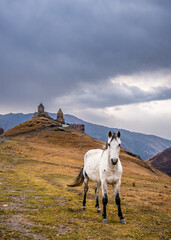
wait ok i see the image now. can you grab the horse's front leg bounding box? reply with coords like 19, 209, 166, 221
95, 182, 101, 213
102, 181, 108, 224
113, 181, 126, 224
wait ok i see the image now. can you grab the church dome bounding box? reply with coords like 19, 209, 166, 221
38, 103, 44, 108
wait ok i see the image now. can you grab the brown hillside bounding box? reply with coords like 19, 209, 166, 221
3, 117, 60, 136
146, 147, 171, 176
0, 118, 170, 239
3, 117, 169, 179
3, 117, 160, 175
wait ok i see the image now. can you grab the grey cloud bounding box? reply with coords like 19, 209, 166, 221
0, 0, 171, 109
54, 82, 171, 109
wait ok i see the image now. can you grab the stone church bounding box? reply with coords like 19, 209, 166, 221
56, 108, 65, 124
33, 103, 84, 132
33, 103, 52, 119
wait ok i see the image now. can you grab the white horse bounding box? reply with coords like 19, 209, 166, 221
68, 130, 126, 224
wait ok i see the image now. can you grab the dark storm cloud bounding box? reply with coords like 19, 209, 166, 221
55, 82, 171, 109
0, 0, 171, 109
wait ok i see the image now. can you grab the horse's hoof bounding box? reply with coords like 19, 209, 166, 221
97, 208, 101, 213
102, 219, 108, 224
81, 206, 86, 211
120, 219, 127, 224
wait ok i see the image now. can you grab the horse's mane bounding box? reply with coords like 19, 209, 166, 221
102, 133, 117, 151
102, 142, 108, 150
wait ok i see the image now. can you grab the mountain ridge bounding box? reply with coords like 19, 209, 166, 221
0, 116, 162, 177
0, 112, 171, 160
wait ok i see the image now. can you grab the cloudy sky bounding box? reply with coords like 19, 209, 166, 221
0, 0, 171, 139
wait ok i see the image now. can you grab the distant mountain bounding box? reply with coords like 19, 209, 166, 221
0, 113, 33, 131
146, 147, 171, 176
63, 114, 171, 160
0, 113, 171, 160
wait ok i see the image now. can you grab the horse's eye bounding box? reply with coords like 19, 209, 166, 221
119, 144, 121, 147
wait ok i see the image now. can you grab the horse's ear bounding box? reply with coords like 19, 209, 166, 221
108, 131, 112, 138
117, 131, 121, 138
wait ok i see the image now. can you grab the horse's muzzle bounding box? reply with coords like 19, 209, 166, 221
111, 158, 118, 165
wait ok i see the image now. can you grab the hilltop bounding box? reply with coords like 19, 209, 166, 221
1, 117, 168, 174
1, 117, 158, 171
0, 113, 171, 160
0, 118, 170, 239
3, 117, 60, 137
147, 147, 171, 177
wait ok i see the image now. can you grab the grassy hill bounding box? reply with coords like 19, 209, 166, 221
0, 118, 170, 239
1, 113, 171, 160
3, 117, 60, 137
146, 147, 171, 177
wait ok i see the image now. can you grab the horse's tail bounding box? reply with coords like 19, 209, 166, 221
67, 167, 84, 187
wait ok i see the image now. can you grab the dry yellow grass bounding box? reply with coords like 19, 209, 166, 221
3, 117, 59, 136
0, 118, 171, 239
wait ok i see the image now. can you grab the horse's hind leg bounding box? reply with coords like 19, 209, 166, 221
95, 183, 101, 213
82, 177, 89, 211
113, 181, 126, 224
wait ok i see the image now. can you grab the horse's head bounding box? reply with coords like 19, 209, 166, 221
107, 130, 121, 165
